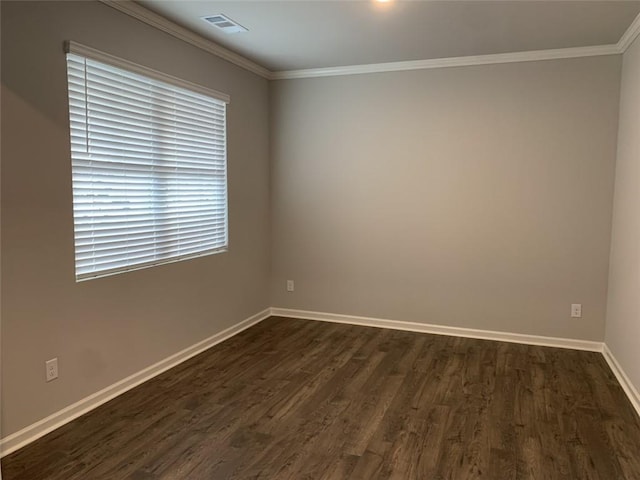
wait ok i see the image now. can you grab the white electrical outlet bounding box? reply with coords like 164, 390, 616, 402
46, 358, 58, 382
571, 304, 582, 318
287, 280, 294, 292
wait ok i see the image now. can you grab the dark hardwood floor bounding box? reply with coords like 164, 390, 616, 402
3, 316, 640, 479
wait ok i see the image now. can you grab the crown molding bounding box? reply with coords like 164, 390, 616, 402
99, 0, 272, 79
100, 0, 634, 81
271, 44, 620, 80
618, 12, 640, 53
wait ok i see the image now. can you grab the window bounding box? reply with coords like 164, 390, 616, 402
65, 42, 229, 281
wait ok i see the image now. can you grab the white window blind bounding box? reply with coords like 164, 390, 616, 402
65, 43, 229, 281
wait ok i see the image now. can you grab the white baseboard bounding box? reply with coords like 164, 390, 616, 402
270, 307, 604, 352
0, 308, 271, 458
270, 308, 640, 416
602, 344, 640, 418
5, 307, 627, 459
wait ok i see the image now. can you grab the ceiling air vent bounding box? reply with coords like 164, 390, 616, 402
201, 14, 248, 34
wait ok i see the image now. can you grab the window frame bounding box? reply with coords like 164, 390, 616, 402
65, 41, 230, 281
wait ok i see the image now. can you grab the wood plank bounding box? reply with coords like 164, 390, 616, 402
3, 316, 640, 480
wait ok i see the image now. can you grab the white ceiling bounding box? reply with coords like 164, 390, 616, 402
137, 1, 640, 72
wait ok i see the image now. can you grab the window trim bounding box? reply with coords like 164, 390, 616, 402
65, 41, 230, 104
65, 41, 230, 281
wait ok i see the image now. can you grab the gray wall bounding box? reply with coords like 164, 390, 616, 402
606, 36, 640, 396
0, 0, 631, 444
1, 1, 271, 436
270, 57, 621, 341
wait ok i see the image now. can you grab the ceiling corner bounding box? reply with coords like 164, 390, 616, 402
99, 0, 273, 79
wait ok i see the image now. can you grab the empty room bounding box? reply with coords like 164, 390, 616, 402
2, 0, 640, 478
